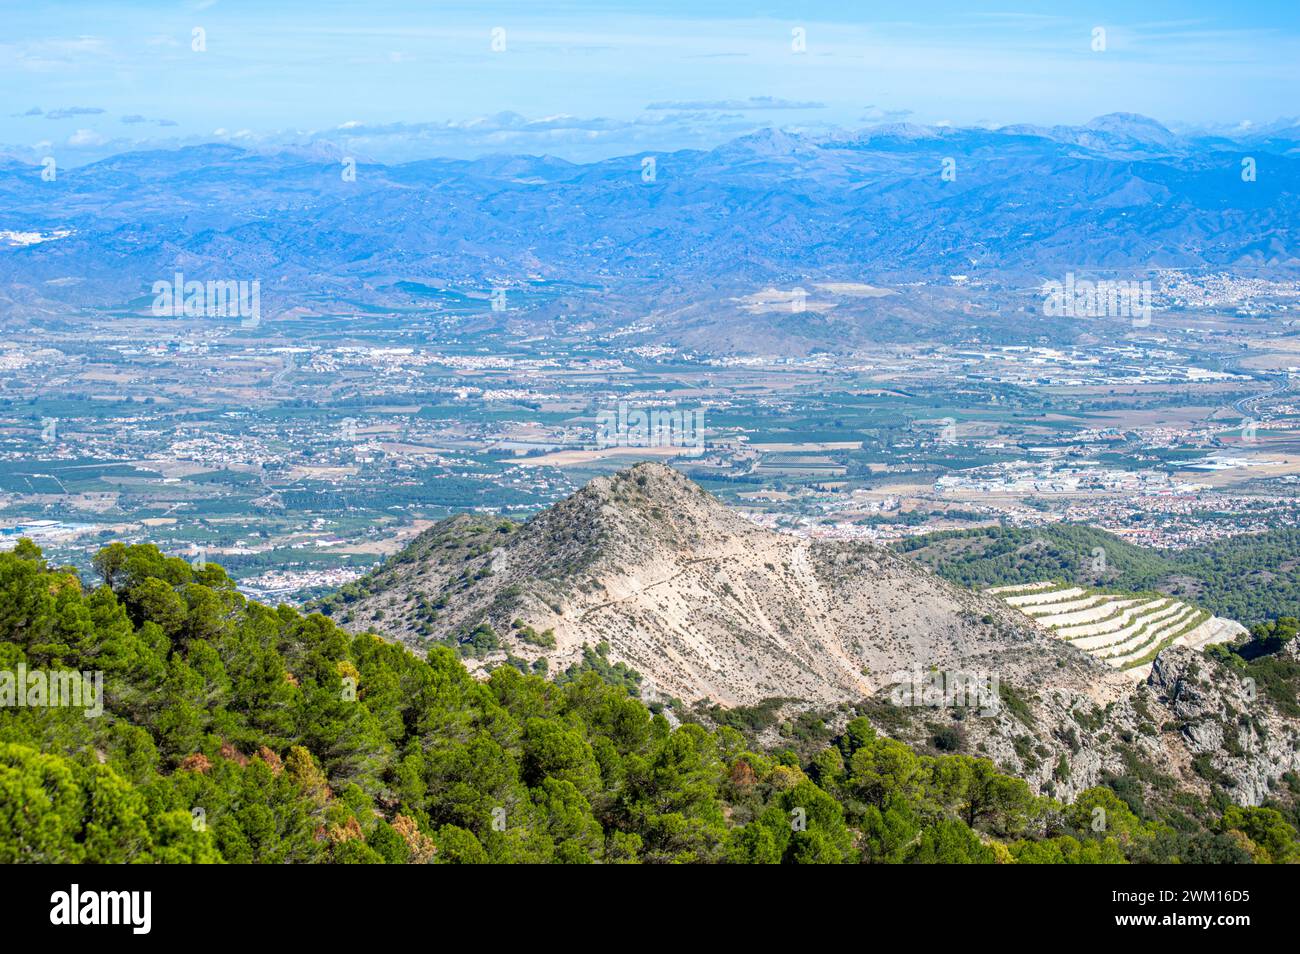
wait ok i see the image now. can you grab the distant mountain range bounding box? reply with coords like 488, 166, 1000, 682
1, 113, 1297, 315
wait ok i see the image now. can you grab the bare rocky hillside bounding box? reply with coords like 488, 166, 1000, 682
319, 463, 1300, 805
328, 462, 1119, 707
865, 642, 1300, 804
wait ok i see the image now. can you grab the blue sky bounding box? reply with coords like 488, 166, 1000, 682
3, 0, 1299, 163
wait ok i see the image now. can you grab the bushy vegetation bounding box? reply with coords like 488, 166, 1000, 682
1206, 617, 1300, 718
2, 540, 1295, 864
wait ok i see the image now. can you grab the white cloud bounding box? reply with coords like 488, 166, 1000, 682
67, 129, 107, 147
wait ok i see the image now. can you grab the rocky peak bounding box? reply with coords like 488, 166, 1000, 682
326, 465, 1300, 807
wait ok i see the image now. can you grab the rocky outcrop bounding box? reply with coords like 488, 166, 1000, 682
1147, 648, 1300, 805
877, 645, 1300, 806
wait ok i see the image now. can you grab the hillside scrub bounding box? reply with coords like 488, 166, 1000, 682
0, 541, 1293, 864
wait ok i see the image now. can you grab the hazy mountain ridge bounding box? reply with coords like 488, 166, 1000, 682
3, 114, 1297, 314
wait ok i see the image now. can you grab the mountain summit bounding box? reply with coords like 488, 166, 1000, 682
330, 462, 1103, 706
1078, 112, 1182, 151
320, 463, 1300, 803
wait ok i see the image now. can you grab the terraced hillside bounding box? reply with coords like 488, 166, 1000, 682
897, 524, 1300, 626
988, 582, 1247, 678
